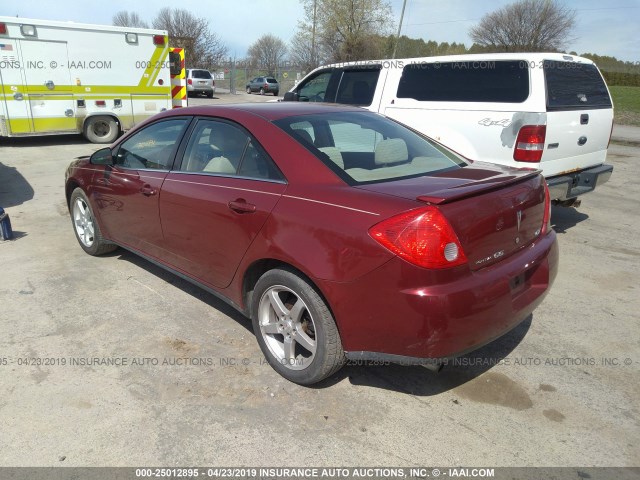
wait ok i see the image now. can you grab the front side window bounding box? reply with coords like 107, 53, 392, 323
297, 71, 333, 102
275, 111, 466, 184
398, 60, 530, 103
179, 119, 283, 181
114, 119, 188, 170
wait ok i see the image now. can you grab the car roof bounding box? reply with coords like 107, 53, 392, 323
158, 103, 365, 121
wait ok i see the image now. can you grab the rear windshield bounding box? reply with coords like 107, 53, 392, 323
273, 111, 466, 185
266, 78, 278, 83
397, 60, 529, 103
544, 61, 612, 110
192, 70, 212, 79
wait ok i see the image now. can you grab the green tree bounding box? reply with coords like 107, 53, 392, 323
295, 0, 394, 64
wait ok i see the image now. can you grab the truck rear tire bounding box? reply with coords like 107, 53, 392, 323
84, 116, 118, 144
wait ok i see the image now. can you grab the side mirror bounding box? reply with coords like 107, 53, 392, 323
283, 91, 299, 102
90, 147, 114, 165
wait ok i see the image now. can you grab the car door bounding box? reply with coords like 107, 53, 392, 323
92, 117, 190, 257
159, 118, 287, 289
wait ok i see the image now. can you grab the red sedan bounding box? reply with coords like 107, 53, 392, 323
65, 103, 558, 384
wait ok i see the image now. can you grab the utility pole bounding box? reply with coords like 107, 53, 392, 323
392, 0, 407, 59
311, 0, 317, 67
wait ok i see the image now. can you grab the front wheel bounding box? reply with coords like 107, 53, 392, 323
84, 116, 118, 144
70, 188, 117, 256
259, 88, 265, 95
251, 268, 345, 385
246, 86, 251, 94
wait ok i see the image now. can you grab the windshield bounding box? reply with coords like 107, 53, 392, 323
274, 111, 467, 184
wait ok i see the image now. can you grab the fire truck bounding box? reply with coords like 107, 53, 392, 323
0, 16, 185, 143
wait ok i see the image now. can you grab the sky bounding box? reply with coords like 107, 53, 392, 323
1, 0, 639, 62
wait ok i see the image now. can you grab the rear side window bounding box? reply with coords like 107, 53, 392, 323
544, 61, 612, 110
192, 70, 212, 79
335, 68, 380, 106
397, 60, 529, 103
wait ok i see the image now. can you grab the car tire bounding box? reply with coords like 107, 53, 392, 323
207, 91, 214, 98
259, 88, 265, 95
84, 116, 119, 144
251, 268, 345, 385
246, 86, 251, 94
273, 91, 279, 97
70, 188, 117, 256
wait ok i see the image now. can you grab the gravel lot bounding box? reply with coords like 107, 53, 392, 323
1, 95, 638, 467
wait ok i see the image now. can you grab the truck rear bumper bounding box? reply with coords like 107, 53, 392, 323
546, 164, 613, 201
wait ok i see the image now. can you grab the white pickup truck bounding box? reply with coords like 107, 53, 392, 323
284, 53, 614, 207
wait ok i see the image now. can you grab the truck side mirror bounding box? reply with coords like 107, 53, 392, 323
283, 91, 299, 102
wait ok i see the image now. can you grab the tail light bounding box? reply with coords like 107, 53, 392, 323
541, 180, 552, 235
0, 23, 7, 35
369, 206, 467, 269
514, 125, 546, 162
187, 78, 192, 85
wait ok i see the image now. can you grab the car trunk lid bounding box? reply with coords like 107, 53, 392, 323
357, 164, 546, 270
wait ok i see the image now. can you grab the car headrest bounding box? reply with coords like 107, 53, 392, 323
375, 138, 409, 165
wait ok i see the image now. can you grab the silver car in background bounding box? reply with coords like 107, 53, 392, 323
187, 69, 215, 98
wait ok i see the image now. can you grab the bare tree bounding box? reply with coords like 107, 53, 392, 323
247, 34, 288, 77
152, 8, 228, 70
112, 11, 149, 29
470, 0, 576, 52
289, 30, 317, 73
296, 0, 394, 64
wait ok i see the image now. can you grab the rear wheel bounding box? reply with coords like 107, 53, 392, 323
70, 188, 116, 256
84, 116, 118, 144
251, 268, 345, 385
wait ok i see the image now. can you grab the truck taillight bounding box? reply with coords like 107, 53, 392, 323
187, 78, 192, 85
0, 23, 7, 35
514, 125, 546, 162
153, 35, 165, 46
369, 206, 467, 269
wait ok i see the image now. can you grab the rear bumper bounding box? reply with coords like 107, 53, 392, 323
318, 230, 558, 362
187, 86, 214, 94
546, 164, 613, 201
